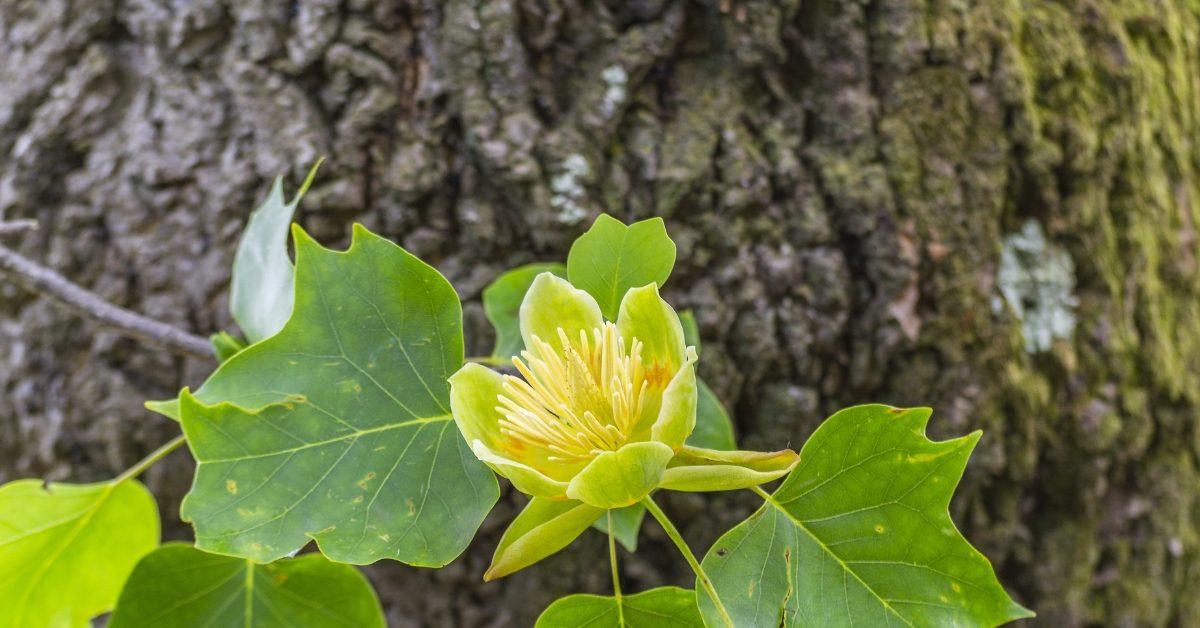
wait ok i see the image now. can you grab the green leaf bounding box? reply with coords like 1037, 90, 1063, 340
536, 587, 703, 628
679, 310, 700, 351
109, 543, 385, 628
591, 503, 647, 552
486, 497, 603, 581
699, 405, 1034, 627
482, 262, 567, 359
230, 161, 322, 343
179, 224, 498, 565
567, 214, 676, 320
687, 380, 736, 451
675, 310, 738, 451
0, 479, 159, 628
211, 331, 248, 363
146, 397, 181, 421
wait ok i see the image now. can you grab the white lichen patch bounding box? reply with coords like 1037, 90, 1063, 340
998, 219, 1078, 353
600, 65, 627, 117
550, 153, 590, 223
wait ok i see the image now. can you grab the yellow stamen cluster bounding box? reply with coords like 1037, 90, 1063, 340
497, 323, 648, 462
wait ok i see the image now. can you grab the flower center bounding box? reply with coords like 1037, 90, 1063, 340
496, 323, 648, 462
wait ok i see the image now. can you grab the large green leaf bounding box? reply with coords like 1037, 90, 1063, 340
179, 224, 498, 565
0, 479, 159, 628
699, 405, 1033, 627
230, 162, 321, 343
567, 214, 676, 320
536, 587, 702, 628
109, 543, 385, 628
482, 262, 566, 359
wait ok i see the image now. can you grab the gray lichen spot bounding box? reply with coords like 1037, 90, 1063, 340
550, 153, 591, 223
600, 65, 628, 117
998, 220, 1078, 353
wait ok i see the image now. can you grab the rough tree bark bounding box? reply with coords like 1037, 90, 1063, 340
2, 1, 1198, 626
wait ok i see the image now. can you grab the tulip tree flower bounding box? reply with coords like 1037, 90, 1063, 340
449, 273, 798, 579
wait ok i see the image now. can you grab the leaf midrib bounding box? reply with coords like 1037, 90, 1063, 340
757, 490, 912, 628
201, 413, 452, 463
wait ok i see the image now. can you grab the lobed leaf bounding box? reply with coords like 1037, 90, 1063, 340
567, 214, 676, 320
109, 543, 385, 628
179, 224, 498, 565
0, 479, 159, 628
699, 405, 1033, 627
536, 587, 702, 628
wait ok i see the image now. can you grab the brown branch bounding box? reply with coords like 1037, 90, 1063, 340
0, 243, 214, 360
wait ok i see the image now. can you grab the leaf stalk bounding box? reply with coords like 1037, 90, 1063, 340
640, 495, 733, 628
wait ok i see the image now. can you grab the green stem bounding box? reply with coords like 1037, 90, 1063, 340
641, 495, 734, 628
608, 510, 625, 626
750, 485, 772, 501
115, 434, 186, 483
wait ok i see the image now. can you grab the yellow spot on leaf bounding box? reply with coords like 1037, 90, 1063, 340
226, 480, 238, 494
874, 524, 885, 534
952, 582, 961, 593
357, 471, 377, 490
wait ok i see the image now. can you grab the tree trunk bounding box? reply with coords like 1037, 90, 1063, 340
2, 1, 1198, 626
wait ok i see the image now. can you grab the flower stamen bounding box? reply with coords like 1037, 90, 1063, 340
496, 323, 648, 462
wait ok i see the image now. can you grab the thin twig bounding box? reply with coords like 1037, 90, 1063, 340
0, 219, 38, 235
0, 243, 213, 360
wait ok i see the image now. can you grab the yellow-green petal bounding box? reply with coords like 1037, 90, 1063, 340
659, 446, 799, 492
648, 355, 698, 450
485, 498, 604, 581
520, 273, 605, 354
615, 284, 687, 379
566, 442, 674, 509
449, 363, 507, 450
471, 441, 570, 500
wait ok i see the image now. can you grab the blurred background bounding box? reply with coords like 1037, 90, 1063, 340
2, 1, 1199, 626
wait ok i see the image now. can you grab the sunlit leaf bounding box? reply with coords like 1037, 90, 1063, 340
109, 544, 385, 628
699, 405, 1033, 627
230, 161, 322, 343
482, 262, 566, 359
536, 587, 702, 628
0, 479, 159, 628
179, 224, 498, 565
567, 214, 676, 320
